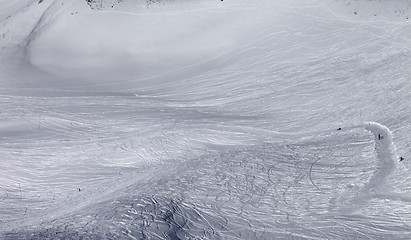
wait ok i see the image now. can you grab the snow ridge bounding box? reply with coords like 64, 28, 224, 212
364, 121, 397, 194
343, 122, 399, 211
363, 122, 411, 204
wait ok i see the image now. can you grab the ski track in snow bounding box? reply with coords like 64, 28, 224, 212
2, 122, 410, 239
1, 0, 411, 239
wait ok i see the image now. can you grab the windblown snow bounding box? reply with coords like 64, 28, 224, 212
1, 0, 411, 239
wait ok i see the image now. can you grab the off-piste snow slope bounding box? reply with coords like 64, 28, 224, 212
1, 0, 411, 239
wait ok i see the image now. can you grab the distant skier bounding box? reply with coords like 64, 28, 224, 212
337, 127, 341, 131
378, 134, 381, 140
400, 157, 404, 162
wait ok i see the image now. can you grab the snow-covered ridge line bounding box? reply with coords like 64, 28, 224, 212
85, 0, 181, 10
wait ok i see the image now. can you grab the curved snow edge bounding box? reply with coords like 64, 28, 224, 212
362, 122, 397, 195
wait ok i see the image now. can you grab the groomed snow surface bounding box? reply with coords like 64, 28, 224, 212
1, 0, 411, 239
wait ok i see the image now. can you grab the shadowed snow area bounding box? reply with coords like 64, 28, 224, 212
1, 0, 411, 239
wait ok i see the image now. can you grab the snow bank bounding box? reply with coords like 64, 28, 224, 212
1, 0, 411, 239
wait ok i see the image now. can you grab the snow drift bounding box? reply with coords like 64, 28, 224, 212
1, 0, 411, 239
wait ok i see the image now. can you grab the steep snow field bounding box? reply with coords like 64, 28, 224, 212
1, 0, 411, 239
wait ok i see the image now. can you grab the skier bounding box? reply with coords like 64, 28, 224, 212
400, 157, 404, 162
378, 134, 381, 140
337, 127, 342, 131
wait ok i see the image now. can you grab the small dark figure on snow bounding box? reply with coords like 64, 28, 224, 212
378, 134, 381, 140
400, 157, 404, 162
337, 127, 341, 131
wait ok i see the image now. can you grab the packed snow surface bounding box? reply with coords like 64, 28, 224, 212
1, 0, 411, 239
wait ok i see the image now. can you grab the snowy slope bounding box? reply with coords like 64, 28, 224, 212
1, 0, 411, 239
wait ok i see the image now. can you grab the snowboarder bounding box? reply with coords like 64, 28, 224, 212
400, 157, 404, 162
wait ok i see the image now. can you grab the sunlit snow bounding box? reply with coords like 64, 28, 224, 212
1, 0, 411, 239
